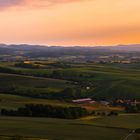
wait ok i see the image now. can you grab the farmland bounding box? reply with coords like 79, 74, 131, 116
0, 61, 140, 99
0, 94, 77, 110
0, 60, 140, 139
0, 115, 139, 140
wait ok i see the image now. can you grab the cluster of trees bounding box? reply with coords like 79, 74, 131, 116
49, 62, 71, 68
51, 70, 93, 81
52, 87, 87, 99
1, 104, 89, 119
15, 62, 41, 69
112, 100, 140, 113
125, 104, 140, 113
93, 111, 118, 116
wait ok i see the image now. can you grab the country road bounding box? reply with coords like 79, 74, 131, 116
123, 133, 140, 140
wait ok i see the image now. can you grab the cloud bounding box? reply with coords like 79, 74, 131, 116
47, 0, 85, 3
0, 0, 22, 7
0, 0, 86, 9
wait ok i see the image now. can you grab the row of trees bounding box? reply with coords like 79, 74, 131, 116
15, 62, 41, 69
1, 104, 89, 119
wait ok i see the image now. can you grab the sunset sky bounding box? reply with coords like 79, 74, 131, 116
0, 0, 140, 46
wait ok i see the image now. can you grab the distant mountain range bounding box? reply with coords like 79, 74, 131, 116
0, 44, 140, 58
0, 43, 140, 51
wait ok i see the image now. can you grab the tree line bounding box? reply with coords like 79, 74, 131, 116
125, 104, 140, 113
1, 104, 89, 119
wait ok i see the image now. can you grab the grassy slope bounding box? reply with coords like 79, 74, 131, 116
0, 62, 140, 99
0, 73, 69, 88
0, 115, 139, 140
0, 93, 123, 112
0, 94, 77, 110
84, 114, 140, 129
0, 136, 50, 140
0, 63, 139, 139
59, 64, 140, 99
0, 73, 75, 98
0, 116, 134, 140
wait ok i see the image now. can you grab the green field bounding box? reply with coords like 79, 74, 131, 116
0, 72, 76, 99
0, 62, 140, 140
0, 136, 50, 140
0, 115, 139, 140
0, 62, 140, 99
0, 73, 70, 89
0, 93, 77, 110
84, 114, 140, 129
0, 93, 123, 112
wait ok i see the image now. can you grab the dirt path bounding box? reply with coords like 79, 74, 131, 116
123, 133, 140, 140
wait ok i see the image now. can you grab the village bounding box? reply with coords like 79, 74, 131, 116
72, 97, 140, 106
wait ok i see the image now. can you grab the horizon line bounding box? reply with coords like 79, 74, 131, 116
0, 43, 140, 48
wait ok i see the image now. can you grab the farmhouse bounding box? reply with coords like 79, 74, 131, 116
72, 98, 92, 103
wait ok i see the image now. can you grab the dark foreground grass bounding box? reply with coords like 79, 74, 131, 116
0, 136, 50, 140
0, 116, 135, 140
84, 114, 140, 129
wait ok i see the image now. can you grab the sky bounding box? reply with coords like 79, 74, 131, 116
0, 0, 139, 46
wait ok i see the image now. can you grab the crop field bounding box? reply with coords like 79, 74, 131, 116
0, 72, 75, 99
0, 62, 140, 99
0, 61, 140, 140
0, 73, 70, 89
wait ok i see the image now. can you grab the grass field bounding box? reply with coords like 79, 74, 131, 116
0, 73, 75, 99
84, 114, 140, 129
0, 136, 50, 140
0, 93, 123, 112
0, 115, 139, 140
0, 93, 78, 110
65, 64, 140, 99
0, 73, 70, 89
0, 62, 140, 140
0, 62, 140, 99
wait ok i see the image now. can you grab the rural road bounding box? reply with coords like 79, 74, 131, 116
123, 132, 140, 140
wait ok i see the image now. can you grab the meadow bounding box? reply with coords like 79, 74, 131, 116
0, 61, 140, 99
0, 93, 77, 110
0, 115, 139, 140
0, 61, 140, 140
